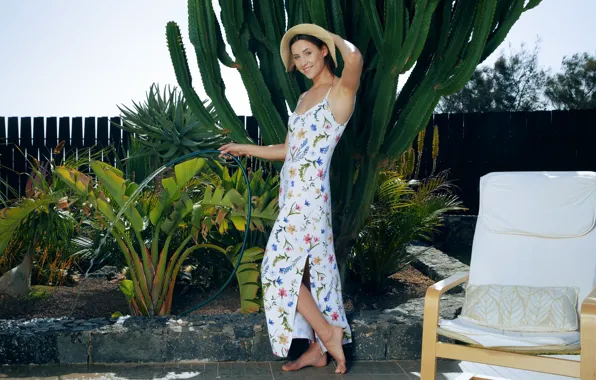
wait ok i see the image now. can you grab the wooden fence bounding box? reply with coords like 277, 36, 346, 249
0, 116, 260, 199
416, 109, 596, 213
2, 109, 596, 214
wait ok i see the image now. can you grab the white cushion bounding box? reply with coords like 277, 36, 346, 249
481, 171, 596, 238
439, 318, 580, 348
460, 284, 579, 332
469, 172, 596, 312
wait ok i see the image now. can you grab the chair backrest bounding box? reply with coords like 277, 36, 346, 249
469, 171, 596, 310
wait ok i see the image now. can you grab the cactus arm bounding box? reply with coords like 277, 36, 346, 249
306, 0, 329, 30
366, 1, 410, 157
435, 1, 477, 80
435, 0, 454, 57
287, 0, 310, 26
481, 0, 524, 62
219, 0, 286, 145
273, 0, 285, 34
328, 0, 346, 37
391, 1, 404, 52
166, 22, 223, 133
348, 1, 370, 62
251, 1, 300, 109
384, 16, 442, 155
359, 0, 383, 51
437, 0, 497, 94
215, 15, 236, 68
396, 0, 440, 74
188, 0, 250, 143
383, 70, 438, 157
524, 0, 542, 10
389, 90, 440, 157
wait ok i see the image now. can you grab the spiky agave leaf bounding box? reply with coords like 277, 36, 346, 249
117, 83, 229, 161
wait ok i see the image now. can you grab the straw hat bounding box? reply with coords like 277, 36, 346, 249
280, 23, 337, 72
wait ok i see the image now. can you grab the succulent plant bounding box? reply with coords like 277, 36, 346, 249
117, 83, 229, 161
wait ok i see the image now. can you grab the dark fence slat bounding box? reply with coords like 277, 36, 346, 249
109, 117, 123, 165
0, 117, 8, 197
7, 117, 19, 146
483, 112, 511, 172
84, 117, 96, 147
58, 117, 70, 147
20, 117, 32, 148
572, 109, 596, 170
33, 117, 44, 146
110, 117, 122, 148
0, 117, 5, 142
508, 111, 527, 171
549, 110, 572, 171
245, 116, 259, 143
461, 113, 484, 213
97, 117, 109, 147
5, 118, 19, 197
46, 117, 58, 149
432, 114, 449, 175
416, 115, 435, 179
525, 111, 552, 170
71, 117, 83, 148
122, 131, 130, 152
32, 117, 45, 162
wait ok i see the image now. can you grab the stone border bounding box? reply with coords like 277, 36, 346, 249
0, 246, 469, 366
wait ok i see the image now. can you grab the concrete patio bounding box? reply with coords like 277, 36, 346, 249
0, 359, 578, 379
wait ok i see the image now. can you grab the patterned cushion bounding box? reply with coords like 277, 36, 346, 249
460, 284, 580, 332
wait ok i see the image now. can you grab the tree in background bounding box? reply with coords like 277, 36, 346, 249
545, 52, 596, 110
437, 41, 548, 113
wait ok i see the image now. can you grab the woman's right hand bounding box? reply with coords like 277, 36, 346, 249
217, 143, 251, 159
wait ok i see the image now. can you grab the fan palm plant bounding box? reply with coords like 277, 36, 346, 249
0, 148, 82, 295
351, 170, 465, 294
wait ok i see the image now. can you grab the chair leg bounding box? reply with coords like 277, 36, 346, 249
420, 351, 437, 380
581, 347, 596, 380
420, 325, 438, 380
581, 296, 596, 380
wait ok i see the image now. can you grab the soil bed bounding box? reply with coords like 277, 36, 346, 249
0, 265, 433, 320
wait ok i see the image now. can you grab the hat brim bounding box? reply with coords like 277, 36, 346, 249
280, 24, 337, 72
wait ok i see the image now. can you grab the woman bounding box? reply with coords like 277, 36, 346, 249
218, 24, 362, 374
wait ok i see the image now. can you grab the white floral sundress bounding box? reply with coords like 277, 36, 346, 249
261, 83, 353, 357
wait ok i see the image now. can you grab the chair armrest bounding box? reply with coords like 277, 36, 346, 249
580, 287, 596, 380
425, 272, 469, 302
423, 272, 469, 326
421, 272, 470, 352
581, 286, 596, 316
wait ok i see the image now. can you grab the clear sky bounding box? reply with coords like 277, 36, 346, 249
1, 1, 594, 118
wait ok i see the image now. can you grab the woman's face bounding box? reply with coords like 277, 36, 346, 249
291, 39, 328, 79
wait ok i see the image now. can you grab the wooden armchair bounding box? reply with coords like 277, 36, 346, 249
420, 172, 596, 379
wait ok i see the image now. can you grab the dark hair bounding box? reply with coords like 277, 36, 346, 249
289, 34, 336, 72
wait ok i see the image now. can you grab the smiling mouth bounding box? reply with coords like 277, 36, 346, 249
303, 66, 312, 73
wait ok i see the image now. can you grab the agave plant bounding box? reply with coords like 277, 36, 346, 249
55, 158, 277, 316
117, 83, 230, 162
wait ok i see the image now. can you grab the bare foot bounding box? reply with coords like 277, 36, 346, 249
321, 326, 347, 374
282, 342, 327, 371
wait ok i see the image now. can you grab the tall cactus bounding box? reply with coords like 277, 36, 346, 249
166, 0, 542, 264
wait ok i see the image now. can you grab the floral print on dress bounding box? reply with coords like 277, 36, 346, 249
261, 86, 353, 358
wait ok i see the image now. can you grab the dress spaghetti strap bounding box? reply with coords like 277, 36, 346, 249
324, 78, 338, 101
